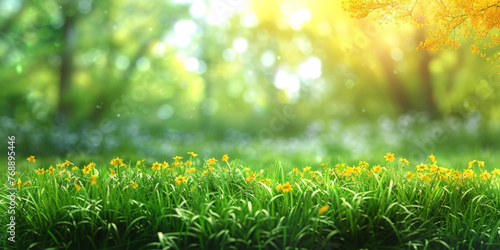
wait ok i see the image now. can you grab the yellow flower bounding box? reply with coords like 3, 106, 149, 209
492, 168, 500, 175
303, 166, 311, 172
162, 161, 169, 168
17, 178, 21, 189
151, 162, 161, 171
222, 154, 229, 161
62, 160, 72, 167
415, 163, 428, 172
109, 168, 116, 176
276, 184, 283, 191
46, 166, 55, 174
478, 161, 485, 167
429, 154, 436, 163
82, 165, 92, 174
207, 157, 217, 165
173, 156, 183, 161
372, 165, 383, 172
188, 168, 196, 173
175, 176, 187, 185
90, 175, 97, 186
110, 157, 123, 167
384, 153, 395, 162
335, 163, 345, 168
137, 159, 145, 165
74, 184, 81, 191
187, 152, 198, 157
463, 169, 476, 179
23, 181, 32, 186
72, 166, 79, 171
321, 162, 329, 167
468, 160, 477, 169
244, 167, 251, 171
359, 161, 369, 167
203, 170, 208, 174
121, 163, 127, 168
36, 168, 45, 175
406, 172, 415, 180
209, 166, 215, 171
260, 179, 272, 185
399, 158, 410, 166
131, 182, 138, 189
292, 168, 301, 174
319, 205, 329, 214
27, 156, 36, 163
480, 170, 491, 180
56, 163, 64, 168
419, 174, 431, 182
281, 182, 293, 192
246, 171, 255, 182
185, 160, 192, 166
430, 164, 439, 173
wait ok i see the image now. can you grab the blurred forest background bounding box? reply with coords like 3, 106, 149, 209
1, 0, 500, 166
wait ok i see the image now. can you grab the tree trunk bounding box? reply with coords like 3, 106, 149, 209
58, 8, 76, 118
376, 48, 413, 113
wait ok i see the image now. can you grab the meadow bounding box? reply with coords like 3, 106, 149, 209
2, 152, 500, 249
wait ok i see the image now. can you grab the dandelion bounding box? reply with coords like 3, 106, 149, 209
188, 168, 196, 173
372, 165, 383, 172
23, 181, 32, 186
384, 153, 395, 162
260, 179, 272, 185
480, 170, 491, 180
175, 176, 187, 185
90, 175, 97, 186
222, 154, 229, 161
419, 174, 432, 182
463, 169, 476, 179
187, 152, 198, 157
429, 154, 436, 163
281, 182, 293, 192
36, 168, 44, 175
478, 161, 485, 167
399, 158, 410, 166
46, 166, 55, 174
359, 161, 369, 167
109, 168, 116, 176
207, 157, 217, 165
468, 160, 477, 169
335, 163, 345, 168
406, 172, 415, 180
110, 157, 123, 167
74, 184, 81, 191
27, 155, 36, 163
246, 171, 255, 182
173, 156, 183, 161
416, 163, 428, 172
151, 162, 161, 171
131, 182, 138, 189
319, 205, 329, 215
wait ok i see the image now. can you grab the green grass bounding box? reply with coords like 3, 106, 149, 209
2, 154, 500, 249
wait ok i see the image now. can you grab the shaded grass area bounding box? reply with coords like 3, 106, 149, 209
1, 155, 500, 249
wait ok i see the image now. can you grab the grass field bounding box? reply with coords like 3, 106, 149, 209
2, 153, 500, 249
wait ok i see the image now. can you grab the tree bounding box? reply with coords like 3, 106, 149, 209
342, 0, 500, 68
